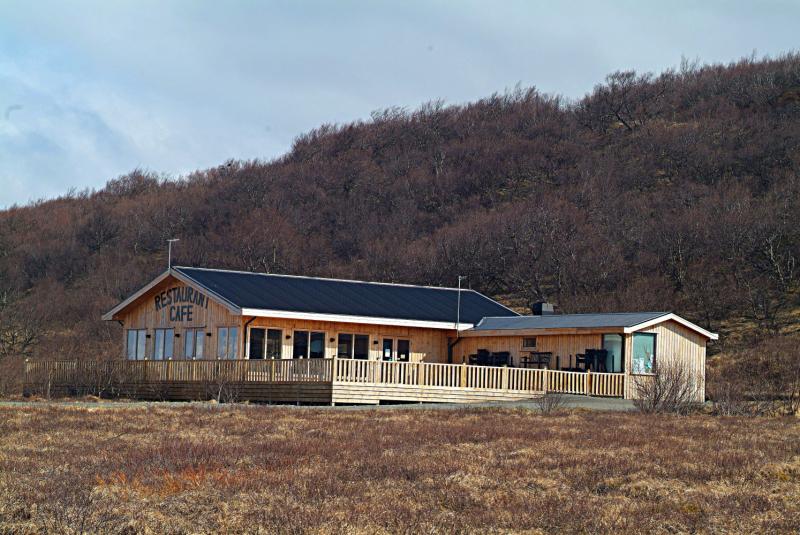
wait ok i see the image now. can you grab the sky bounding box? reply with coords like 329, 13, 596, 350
1, 1, 798, 208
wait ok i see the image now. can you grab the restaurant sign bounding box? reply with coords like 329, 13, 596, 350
154, 286, 209, 322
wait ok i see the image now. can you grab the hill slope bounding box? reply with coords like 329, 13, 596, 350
1, 53, 799, 374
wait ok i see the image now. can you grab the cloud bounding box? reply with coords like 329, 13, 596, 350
0, 0, 798, 207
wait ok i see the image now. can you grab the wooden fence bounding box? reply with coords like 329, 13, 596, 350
24, 358, 626, 401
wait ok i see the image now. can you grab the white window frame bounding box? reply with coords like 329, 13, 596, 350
127, 329, 147, 360
217, 327, 239, 360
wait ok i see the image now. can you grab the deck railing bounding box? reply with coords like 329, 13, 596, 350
25, 359, 626, 398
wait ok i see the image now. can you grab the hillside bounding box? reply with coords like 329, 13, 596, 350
1, 53, 799, 377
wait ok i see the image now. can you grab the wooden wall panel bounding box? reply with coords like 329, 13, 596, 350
624, 320, 706, 401
121, 279, 239, 360
118, 276, 453, 363
245, 317, 451, 363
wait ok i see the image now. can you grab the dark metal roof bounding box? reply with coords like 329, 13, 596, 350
472, 312, 669, 331
173, 267, 519, 324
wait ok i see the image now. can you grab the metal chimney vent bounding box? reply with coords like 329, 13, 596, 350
531, 302, 554, 316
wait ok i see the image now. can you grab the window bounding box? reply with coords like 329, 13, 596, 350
184, 329, 205, 359
631, 333, 656, 374
127, 330, 146, 360
522, 337, 537, 349
217, 327, 239, 359
249, 328, 282, 359
338, 333, 369, 359
293, 331, 325, 358
338, 334, 353, 358
354, 334, 369, 359
602, 334, 623, 374
397, 340, 410, 362
153, 329, 174, 360
267, 329, 282, 359
309, 332, 325, 358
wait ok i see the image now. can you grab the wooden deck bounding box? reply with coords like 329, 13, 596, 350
24, 359, 626, 404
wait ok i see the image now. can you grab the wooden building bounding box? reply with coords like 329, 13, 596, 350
85, 267, 718, 403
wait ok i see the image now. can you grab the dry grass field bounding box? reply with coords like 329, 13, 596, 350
1, 404, 799, 534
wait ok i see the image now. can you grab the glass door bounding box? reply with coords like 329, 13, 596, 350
382, 339, 394, 361
602, 334, 623, 373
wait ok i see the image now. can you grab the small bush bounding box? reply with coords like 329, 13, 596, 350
632, 356, 700, 415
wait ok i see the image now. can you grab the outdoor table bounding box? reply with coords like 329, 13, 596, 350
521, 352, 551, 369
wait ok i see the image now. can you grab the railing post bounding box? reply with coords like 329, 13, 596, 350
332, 354, 338, 382
167, 358, 172, 381
417, 362, 424, 386
586, 371, 591, 396
502, 365, 509, 390
460, 363, 466, 388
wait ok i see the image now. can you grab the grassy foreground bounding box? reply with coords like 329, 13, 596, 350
1, 404, 799, 534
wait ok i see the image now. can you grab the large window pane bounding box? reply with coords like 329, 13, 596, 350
632, 333, 656, 374
127, 331, 137, 360
195, 332, 204, 359
136, 330, 146, 360
154, 329, 164, 360
185, 332, 195, 359
602, 334, 623, 373
228, 329, 238, 359
338, 334, 353, 359
309, 332, 325, 359
266, 329, 282, 359
164, 329, 174, 359
249, 328, 266, 359
217, 328, 228, 359
354, 335, 369, 360
293, 331, 309, 359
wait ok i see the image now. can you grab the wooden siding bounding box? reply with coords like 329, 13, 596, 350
121, 279, 240, 360
624, 319, 706, 401
119, 276, 452, 363
244, 317, 450, 363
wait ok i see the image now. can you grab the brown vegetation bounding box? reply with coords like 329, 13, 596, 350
1, 53, 800, 387
0, 404, 799, 534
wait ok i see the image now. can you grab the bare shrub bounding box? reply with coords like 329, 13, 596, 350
535, 390, 568, 414
633, 356, 700, 415
203, 362, 243, 403
0, 355, 25, 398
708, 336, 800, 416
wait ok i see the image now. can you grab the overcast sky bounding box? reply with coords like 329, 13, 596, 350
1, 1, 798, 208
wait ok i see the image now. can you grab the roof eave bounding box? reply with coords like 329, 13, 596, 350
239, 307, 469, 330
624, 313, 719, 339
101, 269, 172, 321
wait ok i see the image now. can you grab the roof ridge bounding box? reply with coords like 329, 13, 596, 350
481, 312, 668, 318
174, 265, 492, 294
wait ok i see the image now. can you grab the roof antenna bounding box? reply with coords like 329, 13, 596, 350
456, 275, 467, 336
167, 239, 179, 270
